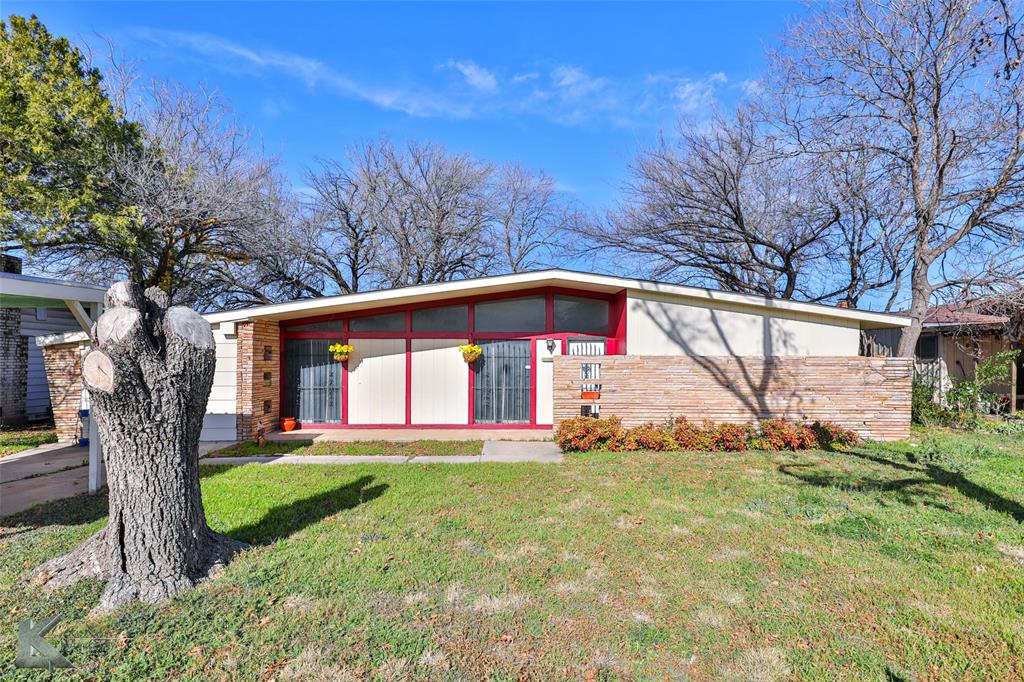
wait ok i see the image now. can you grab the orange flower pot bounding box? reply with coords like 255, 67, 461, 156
581, 390, 601, 400
281, 417, 297, 432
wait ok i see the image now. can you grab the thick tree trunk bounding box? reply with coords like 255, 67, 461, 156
36, 283, 247, 614
896, 259, 933, 358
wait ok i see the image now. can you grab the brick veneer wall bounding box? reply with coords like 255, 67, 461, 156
0, 254, 27, 426
553, 355, 912, 441
40, 340, 88, 441
235, 319, 280, 441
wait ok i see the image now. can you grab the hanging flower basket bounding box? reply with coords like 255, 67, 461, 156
459, 343, 482, 363
328, 343, 354, 362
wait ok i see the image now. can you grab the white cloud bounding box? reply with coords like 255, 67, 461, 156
130, 28, 738, 131
445, 59, 498, 93
132, 28, 472, 119
740, 79, 765, 98
550, 65, 607, 100
671, 72, 727, 114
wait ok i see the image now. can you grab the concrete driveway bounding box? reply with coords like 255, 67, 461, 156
0, 443, 89, 517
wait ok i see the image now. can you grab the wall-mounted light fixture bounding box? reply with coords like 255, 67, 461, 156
546, 338, 556, 353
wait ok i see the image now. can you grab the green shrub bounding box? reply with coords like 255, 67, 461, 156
912, 379, 952, 426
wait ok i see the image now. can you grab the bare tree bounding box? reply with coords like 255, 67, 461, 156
585, 109, 842, 299
291, 139, 576, 294
773, 0, 1024, 356
489, 164, 578, 272
28, 81, 282, 309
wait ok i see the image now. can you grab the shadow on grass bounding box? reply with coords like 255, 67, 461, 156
0, 490, 109, 535
779, 448, 1024, 522
225, 475, 388, 545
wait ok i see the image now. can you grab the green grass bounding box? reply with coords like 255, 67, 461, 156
211, 439, 484, 457
0, 423, 57, 458
2, 427, 1024, 679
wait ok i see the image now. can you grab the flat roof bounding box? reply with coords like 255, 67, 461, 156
0, 271, 105, 308
204, 269, 910, 330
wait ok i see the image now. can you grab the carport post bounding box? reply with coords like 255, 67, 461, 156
85, 300, 105, 493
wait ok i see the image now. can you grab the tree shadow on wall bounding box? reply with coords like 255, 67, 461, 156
632, 292, 800, 418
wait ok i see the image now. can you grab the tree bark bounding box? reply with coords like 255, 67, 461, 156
35, 282, 247, 614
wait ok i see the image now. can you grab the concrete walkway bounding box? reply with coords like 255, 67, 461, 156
0, 442, 88, 483
269, 427, 553, 443
201, 440, 563, 466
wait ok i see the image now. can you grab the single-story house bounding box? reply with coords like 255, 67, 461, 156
866, 300, 1022, 411
38, 269, 914, 444
1, 255, 105, 429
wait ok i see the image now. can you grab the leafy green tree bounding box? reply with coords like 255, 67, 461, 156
0, 14, 138, 251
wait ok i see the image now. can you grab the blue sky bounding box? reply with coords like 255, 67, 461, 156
9, 1, 806, 210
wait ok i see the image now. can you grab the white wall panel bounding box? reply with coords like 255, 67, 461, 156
626, 291, 860, 357
201, 329, 237, 441
411, 338, 468, 424
348, 338, 406, 424
535, 339, 561, 425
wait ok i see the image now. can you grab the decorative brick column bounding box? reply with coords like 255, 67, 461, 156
235, 320, 280, 441
40, 340, 89, 441
0, 254, 27, 426
553, 355, 913, 441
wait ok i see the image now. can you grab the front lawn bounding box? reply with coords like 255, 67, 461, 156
0, 423, 57, 458
2, 427, 1023, 679
211, 439, 484, 457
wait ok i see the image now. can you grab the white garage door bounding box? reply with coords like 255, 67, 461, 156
347, 338, 406, 424
411, 338, 468, 424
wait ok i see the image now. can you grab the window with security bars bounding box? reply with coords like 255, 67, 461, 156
580, 362, 601, 392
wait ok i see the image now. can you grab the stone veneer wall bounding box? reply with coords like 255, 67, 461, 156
235, 319, 280, 441
0, 254, 27, 426
553, 355, 912, 441
40, 340, 89, 441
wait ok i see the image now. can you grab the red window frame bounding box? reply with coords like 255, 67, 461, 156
278, 286, 627, 428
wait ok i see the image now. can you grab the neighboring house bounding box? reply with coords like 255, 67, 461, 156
37, 269, 914, 442
0, 255, 104, 429
867, 301, 1021, 410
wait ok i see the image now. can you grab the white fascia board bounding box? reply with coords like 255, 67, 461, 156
36, 330, 90, 348
201, 269, 912, 330
0, 272, 105, 303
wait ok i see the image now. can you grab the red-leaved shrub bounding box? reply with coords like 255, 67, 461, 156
750, 419, 817, 451
811, 421, 859, 449
554, 416, 621, 452
554, 414, 862, 454
671, 417, 714, 451
608, 423, 677, 452
709, 422, 751, 451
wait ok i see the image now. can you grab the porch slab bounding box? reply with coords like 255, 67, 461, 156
268, 427, 552, 442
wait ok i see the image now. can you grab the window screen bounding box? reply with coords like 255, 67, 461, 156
285, 320, 343, 332
349, 312, 406, 332
412, 304, 468, 332
916, 335, 939, 360
554, 295, 609, 333
474, 296, 546, 332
